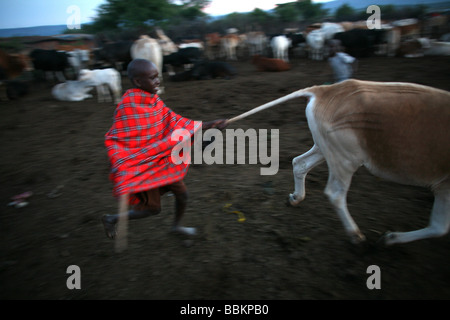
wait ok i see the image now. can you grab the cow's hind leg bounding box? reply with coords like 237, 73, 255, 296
102, 84, 112, 102
95, 85, 104, 103
289, 144, 325, 206
383, 187, 450, 245
55, 71, 66, 82
325, 167, 365, 244
108, 82, 121, 104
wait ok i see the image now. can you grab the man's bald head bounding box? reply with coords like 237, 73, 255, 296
127, 59, 161, 94
127, 59, 157, 81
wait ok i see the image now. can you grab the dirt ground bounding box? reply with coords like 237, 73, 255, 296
1, 54, 450, 301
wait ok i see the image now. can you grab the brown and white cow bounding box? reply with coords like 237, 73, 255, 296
392, 18, 421, 40
0, 49, 31, 80
246, 31, 268, 56
205, 33, 222, 60
228, 79, 450, 245
0, 50, 32, 100
251, 55, 291, 72
220, 34, 241, 60
396, 38, 431, 57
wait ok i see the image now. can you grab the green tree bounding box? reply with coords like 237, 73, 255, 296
274, 0, 327, 23
248, 8, 274, 30
274, 2, 301, 23
296, 0, 328, 22
87, 0, 210, 32
249, 8, 271, 25
335, 4, 355, 21
379, 4, 397, 20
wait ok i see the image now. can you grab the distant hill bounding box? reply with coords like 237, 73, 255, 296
320, 0, 450, 12
0, 25, 70, 38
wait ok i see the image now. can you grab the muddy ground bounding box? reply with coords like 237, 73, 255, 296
1, 54, 450, 302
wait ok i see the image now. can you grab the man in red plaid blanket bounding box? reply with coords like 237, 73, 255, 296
102, 59, 227, 239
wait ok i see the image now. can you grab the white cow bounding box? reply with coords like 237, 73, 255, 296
271, 35, 291, 62
229, 79, 450, 246
130, 35, 164, 94
424, 41, 450, 56
380, 25, 401, 57
306, 30, 326, 60
78, 68, 122, 104
66, 49, 91, 75
155, 28, 178, 55
178, 41, 204, 51
306, 22, 344, 60
320, 22, 345, 39
52, 80, 93, 102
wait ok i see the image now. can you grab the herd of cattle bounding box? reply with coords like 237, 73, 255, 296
0, 16, 449, 102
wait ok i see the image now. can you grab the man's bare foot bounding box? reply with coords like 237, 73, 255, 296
102, 214, 117, 239
171, 226, 197, 236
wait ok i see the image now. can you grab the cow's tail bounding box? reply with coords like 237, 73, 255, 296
226, 88, 314, 124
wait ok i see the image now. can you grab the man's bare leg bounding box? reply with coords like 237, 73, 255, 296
171, 192, 196, 236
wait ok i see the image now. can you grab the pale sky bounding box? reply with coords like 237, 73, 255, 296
203, 0, 300, 16
0, 0, 332, 29
0, 0, 104, 29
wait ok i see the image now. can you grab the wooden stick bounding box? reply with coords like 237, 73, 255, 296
226, 90, 306, 124
115, 193, 129, 253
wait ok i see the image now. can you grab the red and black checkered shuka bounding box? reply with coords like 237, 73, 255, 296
105, 88, 201, 202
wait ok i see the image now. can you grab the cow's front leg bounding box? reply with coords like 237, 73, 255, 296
289, 144, 324, 206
